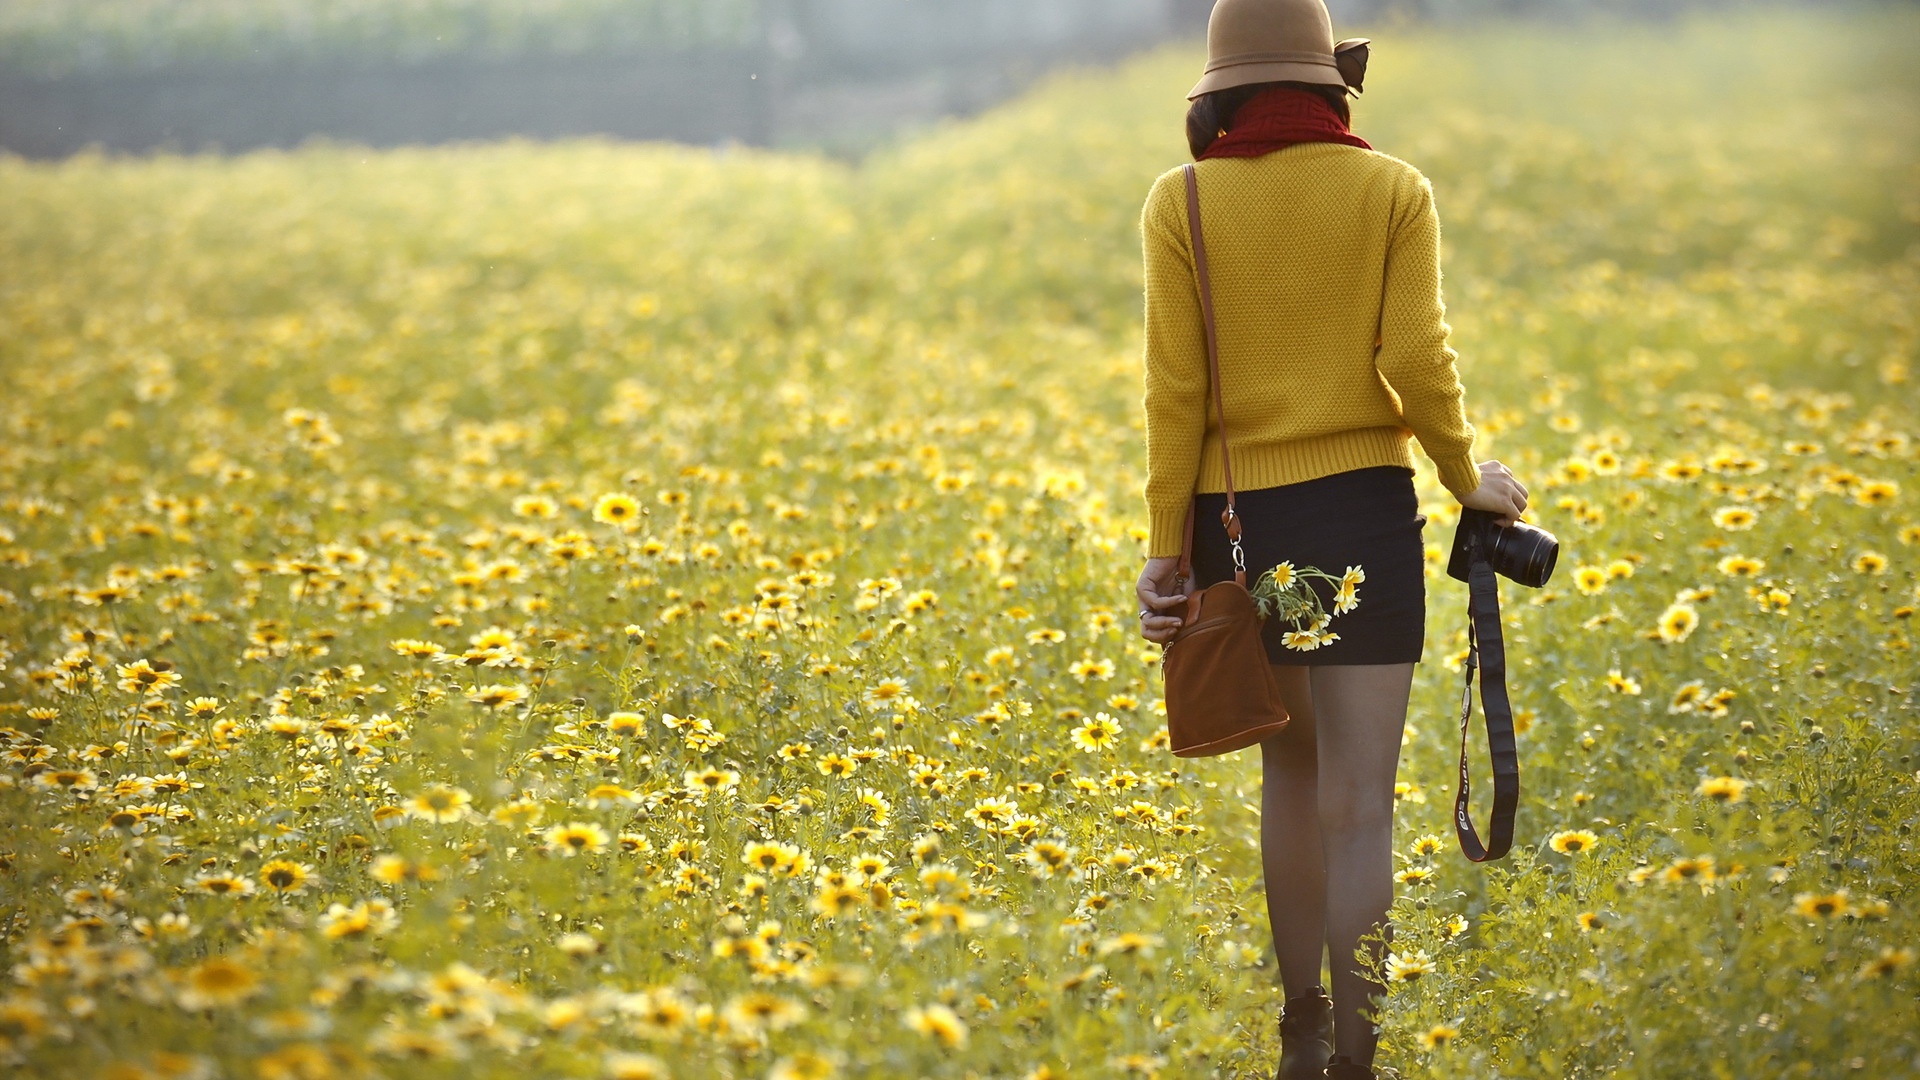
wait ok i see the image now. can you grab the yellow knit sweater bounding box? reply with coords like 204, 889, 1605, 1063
1140, 143, 1481, 559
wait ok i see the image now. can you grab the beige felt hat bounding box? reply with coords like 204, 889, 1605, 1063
1187, 0, 1371, 100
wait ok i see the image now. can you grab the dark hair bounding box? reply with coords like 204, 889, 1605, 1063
1186, 81, 1352, 160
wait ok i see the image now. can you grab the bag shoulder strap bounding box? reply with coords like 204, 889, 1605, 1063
1177, 162, 1245, 590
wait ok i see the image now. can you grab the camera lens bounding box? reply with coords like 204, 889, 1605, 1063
1490, 522, 1558, 588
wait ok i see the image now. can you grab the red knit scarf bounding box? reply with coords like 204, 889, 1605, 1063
1197, 85, 1371, 160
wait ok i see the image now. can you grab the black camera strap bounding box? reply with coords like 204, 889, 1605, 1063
1454, 553, 1519, 862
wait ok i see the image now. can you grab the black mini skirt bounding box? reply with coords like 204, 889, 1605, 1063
1187, 465, 1428, 666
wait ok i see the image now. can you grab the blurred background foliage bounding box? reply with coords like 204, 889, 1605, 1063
0, 0, 764, 76
2, 0, 1900, 157
0, 0, 1881, 76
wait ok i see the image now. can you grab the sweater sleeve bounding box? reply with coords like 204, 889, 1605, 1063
1140, 171, 1210, 559
1377, 173, 1481, 502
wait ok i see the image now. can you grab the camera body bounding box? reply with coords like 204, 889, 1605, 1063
1447, 508, 1559, 589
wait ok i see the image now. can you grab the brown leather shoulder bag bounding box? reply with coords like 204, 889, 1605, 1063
1161, 162, 1291, 758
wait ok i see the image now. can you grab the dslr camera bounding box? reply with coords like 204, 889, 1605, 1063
1447, 507, 1559, 589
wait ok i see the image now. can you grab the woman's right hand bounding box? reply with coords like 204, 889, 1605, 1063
1459, 460, 1529, 527
1136, 555, 1188, 646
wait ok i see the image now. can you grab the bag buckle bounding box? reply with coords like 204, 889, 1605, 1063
1222, 506, 1245, 574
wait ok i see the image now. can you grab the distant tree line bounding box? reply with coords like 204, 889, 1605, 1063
0, 0, 760, 78
0, 0, 1837, 80
0, 0, 1849, 157
0, 0, 1180, 156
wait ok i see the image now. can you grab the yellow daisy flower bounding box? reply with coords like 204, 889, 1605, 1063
1070, 713, 1122, 753
1854, 480, 1899, 507
903, 1003, 968, 1049
543, 822, 609, 857
1549, 829, 1598, 855
405, 784, 472, 823
592, 493, 641, 526
259, 860, 313, 895
1385, 950, 1436, 982
176, 956, 262, 1009
1793, 891, 1849, 919
1656, 603, 1699, 644
1695, 776, 1749, 804
1711, 505, 1758, 530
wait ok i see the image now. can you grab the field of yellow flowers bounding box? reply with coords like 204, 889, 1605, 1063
2, 5, 1917, 1078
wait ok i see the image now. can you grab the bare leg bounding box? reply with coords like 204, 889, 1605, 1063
1309, 662, 1415, 1068
1259, 665, 1325, 999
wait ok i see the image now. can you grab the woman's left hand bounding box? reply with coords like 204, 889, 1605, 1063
1136, 556, 1188, 645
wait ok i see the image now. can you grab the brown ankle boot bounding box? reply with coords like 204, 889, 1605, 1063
1274, 986, 1333, 1080
1323, 1053, 1376, 1079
